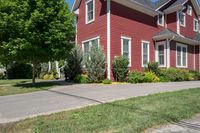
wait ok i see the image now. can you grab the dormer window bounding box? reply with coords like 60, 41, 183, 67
157, 14, 164, 26
187, 5, 192, 16
179, 12, 186, 27
86, 0, 95, 24
194, 19, 199, 32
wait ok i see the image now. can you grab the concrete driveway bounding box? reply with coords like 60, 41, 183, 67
0, 81, 200, 124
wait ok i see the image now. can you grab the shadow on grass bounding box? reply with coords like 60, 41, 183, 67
13, 82, 60, 88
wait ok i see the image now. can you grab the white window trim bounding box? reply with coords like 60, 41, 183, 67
82, 36, 100, 53
187, 5, 192, 16
179, 12, 186, 27
176, 43, 188, 68
121, 36, 132, 67
85, 0, 95, 24
193, 18, 199, 32
141, 40, 150, 67
157, 14, 164, 27
155, 41, 167, 67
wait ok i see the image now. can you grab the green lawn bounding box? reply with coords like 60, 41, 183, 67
1, 88, 200, 133
0, 79, 59, 96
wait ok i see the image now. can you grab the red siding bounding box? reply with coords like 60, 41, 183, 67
167, 12, 177, 33
180, 0, 198, 39
77, 0, 107, 52
110, 1, 164, 71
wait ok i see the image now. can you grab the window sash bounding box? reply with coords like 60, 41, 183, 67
121, 37, 131, 66
86, 0, 94, 23
142, 42, 149, 66
179, 12, 185, 26
176, 45, 187, 67
158, 45, 165, 65
83, 38, 99, 54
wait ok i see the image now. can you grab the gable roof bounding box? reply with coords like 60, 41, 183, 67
164, 0, 200, 15
153, 29, 200, 45
72, 0, 200, 16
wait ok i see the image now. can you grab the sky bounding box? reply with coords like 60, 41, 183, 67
67, 0, 200, 9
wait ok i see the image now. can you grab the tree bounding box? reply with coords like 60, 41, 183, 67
84, 44, 106, 83
0, 0, 75, 85
64, 45, 83, 81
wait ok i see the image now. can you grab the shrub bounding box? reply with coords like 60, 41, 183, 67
128, 71, 144, 83
102, 79, 112, 84
7, 62, 32, 79
64, 46, 83, 81
74, 74, 88, 83
189, 70, 200, 80
160, 68, 191, 82
147, 62, 161, 76
112, 56, 129, 82
84, 44, 105, 83
143, 72, 160, 83
43, 74, 49, 80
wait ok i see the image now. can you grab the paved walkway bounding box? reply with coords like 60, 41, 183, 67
0, 81, 200, 124
147, 115, 200, 133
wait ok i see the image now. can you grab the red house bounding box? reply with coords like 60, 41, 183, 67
72, 0, 200, 79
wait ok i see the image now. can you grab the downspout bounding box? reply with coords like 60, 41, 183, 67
107, 0, 111, 79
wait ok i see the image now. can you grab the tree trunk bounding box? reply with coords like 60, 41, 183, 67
32, 61, 36, 86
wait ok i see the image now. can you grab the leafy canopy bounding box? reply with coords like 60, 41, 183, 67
0, 0, 75, 64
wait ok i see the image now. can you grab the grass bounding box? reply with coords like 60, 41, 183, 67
0, 79, 59, 96
0, 88, 200, 133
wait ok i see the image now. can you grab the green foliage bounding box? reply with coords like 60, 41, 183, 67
84, 45, 105, 83
128, 71, 144, 83
7, 62, 32, 79
189, 70, 200, 80
64, 46, 83, 81
0, 72, 6, 79
102, 79, 112, 84
160, 68, 191, 82
143, 72, 160, 83
0, 0, 75, 83
74, 74, 88, 84
112, 56, 129, 82
147, 62, 161, 76
128, 71, 160, 83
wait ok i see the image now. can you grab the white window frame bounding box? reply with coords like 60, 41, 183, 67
82, 36, 100, 53
176, 43, 188, 68
179, 12, 186, 27
193, 18, 199, 32
155, 42, 167, 67
187, 5, 192, 16
121, 36, 132, 67
141, 40, 150, 67
157, 14, 164, 27
85, 0, 95, 24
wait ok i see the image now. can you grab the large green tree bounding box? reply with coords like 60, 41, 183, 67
0, 0, 75, 85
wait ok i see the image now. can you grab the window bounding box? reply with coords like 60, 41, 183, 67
187, 5, 192, 16
193, 19, 198, 32
86, 0, 95, 24
156, 43, 166, 67
176, 44, 188, 68
142, 41, 150, 67
82, 36, 99, 54
121, 36, 131, 66
179, 12, 186, 27
157, 14, 164, 26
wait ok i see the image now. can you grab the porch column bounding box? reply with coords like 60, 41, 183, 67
166, 39, 170, 68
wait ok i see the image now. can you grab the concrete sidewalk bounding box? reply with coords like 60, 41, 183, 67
147, 115, 200, 133
0, 81, 200, 124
